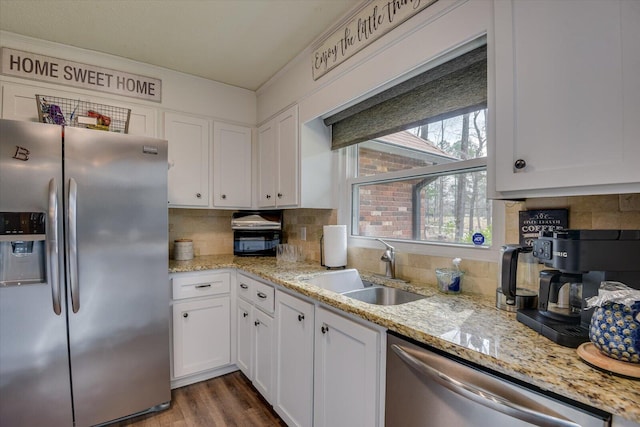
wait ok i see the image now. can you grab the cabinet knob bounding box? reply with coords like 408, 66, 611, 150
321, 324, 329, 334
514, 159, 527, 170
266, 194, 272, 199
221, 194, 227, 199
254, 320, 261, 326
243, 312, 249, 318
183, 313, 189, 318
196, 193, 202, 198
298, 314, 305, 322
277, 193, 283, 199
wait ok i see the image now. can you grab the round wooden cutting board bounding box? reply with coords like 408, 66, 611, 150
577, 342, 640, 379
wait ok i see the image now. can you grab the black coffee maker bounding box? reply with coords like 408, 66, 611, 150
517, 229, 640, 348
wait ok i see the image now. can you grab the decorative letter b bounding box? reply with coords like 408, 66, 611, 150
13, 146, 30, 161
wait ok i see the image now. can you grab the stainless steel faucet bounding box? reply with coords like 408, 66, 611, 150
376, 238, 395, 279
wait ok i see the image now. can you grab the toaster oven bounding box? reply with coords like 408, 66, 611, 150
232, 211, 282, 256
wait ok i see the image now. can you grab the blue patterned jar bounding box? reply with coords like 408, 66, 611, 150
589, 301, 640, 363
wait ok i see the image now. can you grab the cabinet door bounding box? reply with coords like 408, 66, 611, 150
257, 120, 277, 207
275, 291, 315, 427
253, 309, 275, 403
314, 307, 380, 427
275, 105, 299, 207
172, 296, 231, 378
165, 112, 210, 206
236, 298, 253, 379
213, 122, 252, 208
494, 0, 640, 194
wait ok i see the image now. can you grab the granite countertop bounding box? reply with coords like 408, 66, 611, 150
169, 255, 640, 423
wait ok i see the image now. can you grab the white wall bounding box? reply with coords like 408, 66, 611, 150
256, 0, 498, 261
256, 0, 491, 125
0, 31, 257, 126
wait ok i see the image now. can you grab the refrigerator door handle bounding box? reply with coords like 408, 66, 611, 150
48, 178, 62, 315
68, 178, 80, 313
390, 344, 580, 427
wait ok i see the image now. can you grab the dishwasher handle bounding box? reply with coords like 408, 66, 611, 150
391, 344, 580, 427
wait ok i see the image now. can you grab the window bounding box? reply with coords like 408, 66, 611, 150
351, 109, 490, 246
328, 42, 491, 248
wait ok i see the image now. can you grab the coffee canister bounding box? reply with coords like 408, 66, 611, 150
174, 239, 194, 261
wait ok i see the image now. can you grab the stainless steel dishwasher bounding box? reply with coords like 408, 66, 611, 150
386, 333, 610, 427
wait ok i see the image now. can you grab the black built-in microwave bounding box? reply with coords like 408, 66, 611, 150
232, 211, 282, 257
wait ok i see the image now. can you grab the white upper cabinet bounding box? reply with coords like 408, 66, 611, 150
257, 105, 299, 208
493, 0, 640, 197
165, 112, 210, 207
275, 106, 299, 207
213, 122, 252, 208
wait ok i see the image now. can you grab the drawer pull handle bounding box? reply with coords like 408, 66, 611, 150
183, 313, 189, 318
321, 324, 329, 334
254, 320, 261, 326
257, 291, 268, 299
243, 312, 249, 318
240, 283, 249, 290
195, 284, 211, 289
298, 314, 305, 322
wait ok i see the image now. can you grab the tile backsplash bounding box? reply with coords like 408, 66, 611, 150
169, 193, 639, 297
168, 209, 233, 258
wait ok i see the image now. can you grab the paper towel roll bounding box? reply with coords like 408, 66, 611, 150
323, 225, 347, 268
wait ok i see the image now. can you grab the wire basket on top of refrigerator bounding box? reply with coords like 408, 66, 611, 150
36, 95, 131, 134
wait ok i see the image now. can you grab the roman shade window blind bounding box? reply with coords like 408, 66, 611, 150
324, 45, 487, 150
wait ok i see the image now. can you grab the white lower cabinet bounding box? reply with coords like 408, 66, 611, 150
170, 271, 233, 387
275, 291, 315, 427
236, 298, 253, 378
171, 271, 235, 388
235, 276, 384, 426
314, 306, 382, 427
253, 308, 275, 401
172, 297, 230, 378
236, 273, 276, 403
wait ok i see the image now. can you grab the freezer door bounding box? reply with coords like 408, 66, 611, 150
0, 119, 72, 426
63, 127, 170, 426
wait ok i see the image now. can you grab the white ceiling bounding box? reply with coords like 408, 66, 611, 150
0, 0, 362, 91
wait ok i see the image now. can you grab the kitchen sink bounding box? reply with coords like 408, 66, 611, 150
341, 286, 426, 306
305, 269, 367, 293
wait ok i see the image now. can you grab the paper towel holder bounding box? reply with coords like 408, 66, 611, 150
320, 234, 346, 270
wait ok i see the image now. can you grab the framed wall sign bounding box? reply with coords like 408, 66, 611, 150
311, 0, 438, 80
519, 209, 568, 246
1, 47, 162, 102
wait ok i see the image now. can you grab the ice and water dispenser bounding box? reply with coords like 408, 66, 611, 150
0, 212, 47, 285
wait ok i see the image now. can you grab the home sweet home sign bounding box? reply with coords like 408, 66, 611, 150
1, 47, 162, 102
311, 0, 438, 80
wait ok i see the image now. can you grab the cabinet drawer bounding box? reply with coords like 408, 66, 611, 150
237, 275, 254, 302
253, 280, 275, 314
172, 272, 230, 300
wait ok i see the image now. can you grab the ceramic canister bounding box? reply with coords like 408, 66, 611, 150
589, 301, 640, 363
174, 239, 194, 261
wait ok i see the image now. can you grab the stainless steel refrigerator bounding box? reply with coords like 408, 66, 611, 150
0, 119, 170, 426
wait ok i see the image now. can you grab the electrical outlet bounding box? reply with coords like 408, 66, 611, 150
300, 227, 307, 241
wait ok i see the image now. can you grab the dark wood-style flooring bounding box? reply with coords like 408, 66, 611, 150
111, 371, 287, 427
